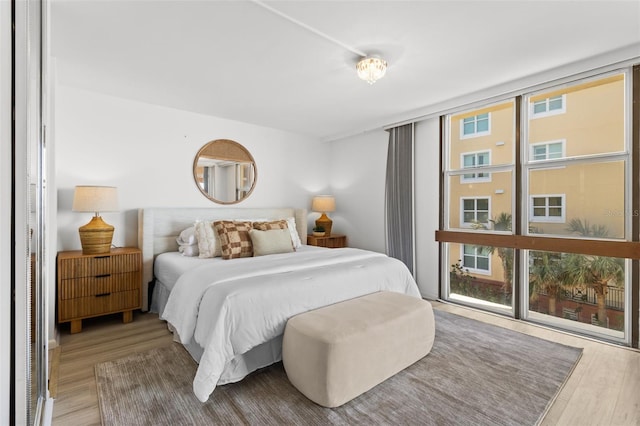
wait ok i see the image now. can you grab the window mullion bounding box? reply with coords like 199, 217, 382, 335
514, 95, 522, 319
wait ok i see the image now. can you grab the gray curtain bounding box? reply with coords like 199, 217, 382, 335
385, 123, 414, 275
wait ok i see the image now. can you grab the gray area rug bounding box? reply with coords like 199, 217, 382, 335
95, 310, 582, 426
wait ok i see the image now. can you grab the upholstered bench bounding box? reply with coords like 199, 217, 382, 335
282, 291, 436, 408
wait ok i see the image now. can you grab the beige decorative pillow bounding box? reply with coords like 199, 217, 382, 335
249, 228, 294, 257
252, 220, 289, 231
194, 221, 222, 258
213, 220, 253, 260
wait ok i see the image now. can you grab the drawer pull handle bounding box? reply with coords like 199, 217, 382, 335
96, 274, 111, 278
95, 255, 111, 259
96, 292, 111, 298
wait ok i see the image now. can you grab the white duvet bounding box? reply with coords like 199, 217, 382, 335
161, 247, 421, 402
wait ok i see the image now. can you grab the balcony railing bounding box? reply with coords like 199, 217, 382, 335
561, 286, 624, 311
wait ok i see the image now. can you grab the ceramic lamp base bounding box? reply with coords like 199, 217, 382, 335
315, 213, 333, 236
78, 216, 114, 255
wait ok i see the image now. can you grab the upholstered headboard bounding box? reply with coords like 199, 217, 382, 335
137, 207, 308, 310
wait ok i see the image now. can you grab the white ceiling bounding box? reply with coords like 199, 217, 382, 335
51, 1, 640, 141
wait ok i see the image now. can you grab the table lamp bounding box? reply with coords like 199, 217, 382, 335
72, 185, 118, 254
312, 195, 336, 236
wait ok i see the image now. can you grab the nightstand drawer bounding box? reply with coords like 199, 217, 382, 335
307, 234, 347, 248
59, 290, 141, 321
59, 271, 141, 300
58, 252, 140, 278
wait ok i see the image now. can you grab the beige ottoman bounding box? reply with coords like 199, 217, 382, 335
282, 291, 435, 408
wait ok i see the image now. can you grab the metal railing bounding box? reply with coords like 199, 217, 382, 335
562, 286, 624, 311
537, 285, 624, 311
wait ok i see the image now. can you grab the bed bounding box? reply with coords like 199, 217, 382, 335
138, 207, 422, 402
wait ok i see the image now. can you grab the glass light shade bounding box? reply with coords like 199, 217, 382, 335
311, 195, 336, 213
72, 186, 119, 213
356, 56, 387, 85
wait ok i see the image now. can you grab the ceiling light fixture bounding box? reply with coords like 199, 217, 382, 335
356, 56, 388, 85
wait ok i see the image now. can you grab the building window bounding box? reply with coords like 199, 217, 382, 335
530, 195, 565, 222
461, 113, 490, 138
461, 151, 491, 182
461, 197, 490, 226
531, 95, 566, 118
462, 244, 491, 273
531, 140, 565, 161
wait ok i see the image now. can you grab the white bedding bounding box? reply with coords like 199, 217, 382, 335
154, 245, 327, 294
154, 252, 213, 292
161, 247, 421, 402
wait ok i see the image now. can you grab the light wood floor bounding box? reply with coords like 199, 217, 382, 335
51, 312, 174, 425
51, 303, 640, 426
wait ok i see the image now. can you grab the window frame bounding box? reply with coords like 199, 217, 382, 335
460, 112, 491, 139
460, 150, 492, 183
529, 194, 566, 223
530, 139, 566, 161
461, 244, 491, 275
460, 196, 491, 228
530, 94, 566, 119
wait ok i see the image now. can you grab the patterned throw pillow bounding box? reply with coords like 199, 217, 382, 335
252, 220, 289, 231
213, 220, 253, 259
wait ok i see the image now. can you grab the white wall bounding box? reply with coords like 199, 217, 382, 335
328, 130, 389, 253
53, 85, 328, 338
55, 85, 328, 252
328, 119, 440, 299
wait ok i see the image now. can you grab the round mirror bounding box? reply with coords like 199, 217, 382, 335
193, 139, 257, 204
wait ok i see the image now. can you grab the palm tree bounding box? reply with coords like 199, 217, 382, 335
529, 251, 564, 316
564, 218, 624, 327
490, 213, 514, 296
472, 212, 513, 297
566, 218, 609, 238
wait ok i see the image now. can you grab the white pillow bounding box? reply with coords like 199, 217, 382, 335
176, 226, 197, 246
179, 244, 199, 257
285, 217, 302, 249
249, 228, 294, 257
194, 221, 222, 258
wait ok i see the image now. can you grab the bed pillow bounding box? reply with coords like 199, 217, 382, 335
252, 219, 289, 231
176, 226, 197, 246
285, 217, 303, 249
179, 244, 199, 257
176, 226, 200, 257
249, 228, 294, 257
253, 218, 301, 249
194, 221, 222, 258
213, 220, 253, 259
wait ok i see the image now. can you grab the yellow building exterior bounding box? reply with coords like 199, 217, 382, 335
448, 74, 625, 284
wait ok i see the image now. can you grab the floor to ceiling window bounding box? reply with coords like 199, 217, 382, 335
438, 67, 638, 346
444, 100, 515, 312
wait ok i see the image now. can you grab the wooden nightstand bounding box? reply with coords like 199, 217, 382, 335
307, 234, 347, 249
57, 247, 142, 333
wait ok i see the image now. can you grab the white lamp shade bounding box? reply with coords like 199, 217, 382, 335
312, 195, 336, 213
72, 186, 119, 213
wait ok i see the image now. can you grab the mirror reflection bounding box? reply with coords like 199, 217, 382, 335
193, 139, 257, 204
